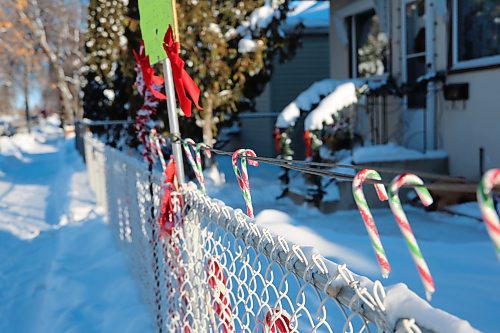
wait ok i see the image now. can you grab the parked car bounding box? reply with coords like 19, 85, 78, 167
0, 120, 16, 137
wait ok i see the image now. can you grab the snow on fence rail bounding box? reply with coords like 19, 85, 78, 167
83, 136, 478, 333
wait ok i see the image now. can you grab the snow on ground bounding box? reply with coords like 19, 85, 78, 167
0, 131, 152, 332
350, 142, 447, 164
206, 157, 500, 332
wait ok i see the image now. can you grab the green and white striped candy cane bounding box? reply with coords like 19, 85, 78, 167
477, 169, 500, 260
182, 138, 207, 193
388, 173, 435, 300
232, 149, 259, 218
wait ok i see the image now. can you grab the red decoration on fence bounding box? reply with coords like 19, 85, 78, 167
265, 308, 293, 333
273, 128, 283, 154
304, 130, 313, 158
208, 258, 235, 333
132, 43, 167, 100
157, 157, 182, 236
163, 26, 203, 117
133, 43, 165, 165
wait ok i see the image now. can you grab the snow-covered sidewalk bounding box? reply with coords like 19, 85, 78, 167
0, 133, 152, 332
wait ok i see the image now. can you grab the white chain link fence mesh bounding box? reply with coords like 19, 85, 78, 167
83, 136, 477, 333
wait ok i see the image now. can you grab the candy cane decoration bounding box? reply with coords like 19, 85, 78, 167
232, 149, 259, 218
196, 142, 212, 173
352, 169, 391, 278
477, 169, 500, 259
208, 258, 234, 333
182, 138, 207, 193
388, 173, 435, 300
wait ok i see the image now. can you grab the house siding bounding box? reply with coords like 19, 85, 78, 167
269, 34, 331, 112
330, 0, 500, 180
439, 69, 500, 179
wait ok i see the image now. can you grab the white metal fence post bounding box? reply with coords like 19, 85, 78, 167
162, 57, 208, 330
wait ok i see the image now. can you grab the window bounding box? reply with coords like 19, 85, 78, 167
347, 10, 389, 78
403, 0, 426, 109
453, 0, 500, 69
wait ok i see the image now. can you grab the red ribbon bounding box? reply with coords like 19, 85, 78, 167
304, 130, 313, 158
163, 26, 203, 117
133, 44, 167, 100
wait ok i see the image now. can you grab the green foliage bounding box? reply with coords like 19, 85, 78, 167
83, 0, 138, 122
84, 0, 302, 145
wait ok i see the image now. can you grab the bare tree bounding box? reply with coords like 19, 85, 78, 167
1, 0, 85, 125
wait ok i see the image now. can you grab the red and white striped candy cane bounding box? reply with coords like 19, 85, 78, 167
477, 169, 500, 260
388, 173, 435, 300
232, 149, 259, 218
352, 169, 391, 277
207, 258, 234, 333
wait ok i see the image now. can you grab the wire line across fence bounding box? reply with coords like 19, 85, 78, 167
83, 136, 478, 333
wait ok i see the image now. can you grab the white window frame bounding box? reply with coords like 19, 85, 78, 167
452, 0, 500, 70
347, 7, 389, 78
401, 0, 426, 111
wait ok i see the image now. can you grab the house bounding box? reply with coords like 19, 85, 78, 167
229, 1, 330, 157
329, 0, 500, 180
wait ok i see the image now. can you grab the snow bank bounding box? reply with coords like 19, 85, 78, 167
351, 143, 447, 164
304, 82, 358, 131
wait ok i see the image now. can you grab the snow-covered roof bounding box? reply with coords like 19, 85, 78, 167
276, 76, 388, 130
285, 0, 330, 33
304, 82, 358, 131
275, 79, 364, 129
237, 1, 329, 54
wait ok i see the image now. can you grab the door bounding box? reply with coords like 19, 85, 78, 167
401, 0, 428, 149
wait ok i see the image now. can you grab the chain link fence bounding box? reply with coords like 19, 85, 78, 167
83, 136, 477, 333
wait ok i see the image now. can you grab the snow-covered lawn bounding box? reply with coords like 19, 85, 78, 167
0, 133, 152, 332
207, 157, 500, 333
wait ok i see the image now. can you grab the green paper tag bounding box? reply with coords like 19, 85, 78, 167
138, 0, 175, 64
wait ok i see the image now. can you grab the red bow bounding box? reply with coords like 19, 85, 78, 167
133, 44, 167, 100
163, 26, 203, 117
